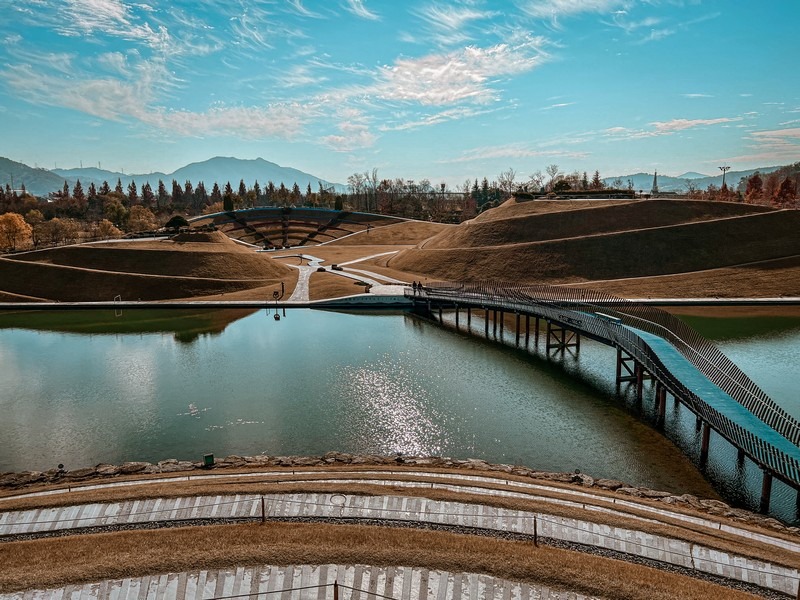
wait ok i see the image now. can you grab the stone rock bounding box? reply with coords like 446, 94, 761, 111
158, 461, 195, 473
142, 464, 162, 474
119, 462, 151, 474
531, 471, 575, 484
699, 498, 730, 511
0, 471, 46, 488
323, 451, 354, 463
616, 487, 644, 497
219, 455, 247, 467
63, 467, 97, 481
662, 494, 703, 509
244, 455, 273, 465
574, 473, 595, 487
463, 459, 491, 470
95, 464, 120, 477
639, 488, 673, 499
594, 478, 625, 491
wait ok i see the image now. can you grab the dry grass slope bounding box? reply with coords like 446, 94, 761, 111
423, 200, 773, 249
390, 207, 800, 285
0, 233, 292, 301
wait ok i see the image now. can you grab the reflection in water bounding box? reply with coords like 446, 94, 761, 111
0, 309, 797, 524
335, 358, 445, 456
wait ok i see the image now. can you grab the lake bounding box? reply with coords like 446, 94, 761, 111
0, 307, 798, 523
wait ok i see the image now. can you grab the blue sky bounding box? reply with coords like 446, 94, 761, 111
1, 0, 798, 186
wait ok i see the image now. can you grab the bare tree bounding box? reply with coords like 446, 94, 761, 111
497, 168, 517, 194
545, 164, 560, 191
528, 170, 545, 191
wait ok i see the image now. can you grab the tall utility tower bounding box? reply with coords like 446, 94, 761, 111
719, 165, 731, 189
651, 170, 658, 196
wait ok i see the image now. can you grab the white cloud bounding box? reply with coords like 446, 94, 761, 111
373, 38, 548, 106
541, 102, 576, 110
57, 0, 171, 51
380, 106, 502, 131
521, 0, 629, 20
343, 0, 379, 20
682, 93, 713, 99
602, 117, 743, 140
416, 3, 494, 31
650, 117, 742, 133
440, 143, 588, 163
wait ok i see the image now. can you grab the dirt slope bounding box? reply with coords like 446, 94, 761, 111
389, 209, 800, 284
424, 200, 773, 249
0, 233, 292, 301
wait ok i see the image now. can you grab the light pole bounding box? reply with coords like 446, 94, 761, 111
719, 165, 731, 189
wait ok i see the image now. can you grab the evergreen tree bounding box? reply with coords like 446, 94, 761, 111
253, 181, 261, 205
590, 170, 603, 190
223, 184, 234, 212
211, 182, 222, 204
127, 180, 138, 205
194, 181, 208, 208
99, 180, 111, 196
480, 177, 490, 206
72, 180, 85, 202
61, 180, 70, 199
266, 181, 275, 204
157, 179, 170, 209
184, 180, 194, 198
171, 179, 184, 208
581, 172, 589, 190
115, 178, 124, 195
141, 182, 155, 207
238, 179, 247, 199
88, 182, 97, 199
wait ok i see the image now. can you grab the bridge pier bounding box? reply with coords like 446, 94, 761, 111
500, 311, 505, 336
760, 470, 773, 514
546, 321, 580, 354
467, 307, 471, 328
525, 315, 530, 347
493, 310, 498, 338
455, 305, 459, 330
615, 348, 637, 394
656, 383, 667, 428
484, 309, 489, 337
534, 317, 540, 347
700, 422, 711, 468
515, 313, 521, 346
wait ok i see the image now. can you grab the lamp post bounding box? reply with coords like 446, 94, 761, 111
719, 165, 731, 189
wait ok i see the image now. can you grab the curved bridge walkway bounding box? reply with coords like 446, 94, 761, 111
407, 282, 800, 515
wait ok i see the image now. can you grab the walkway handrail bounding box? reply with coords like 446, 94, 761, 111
408, 281, 800, 487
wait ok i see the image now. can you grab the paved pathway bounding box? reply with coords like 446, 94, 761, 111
2, 491, 797, 595
0, 564, 599, 600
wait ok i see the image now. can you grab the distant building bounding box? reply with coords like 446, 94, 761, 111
651, 171, 659, 196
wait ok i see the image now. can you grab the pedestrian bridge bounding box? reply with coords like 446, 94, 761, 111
407, 281, 800, 513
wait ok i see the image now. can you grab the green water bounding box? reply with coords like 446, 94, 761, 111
0, 308, 798, 523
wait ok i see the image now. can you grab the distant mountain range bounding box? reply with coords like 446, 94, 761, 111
0, 155, 787, 198
603, 167, 781, 193
1, 156, 347, 197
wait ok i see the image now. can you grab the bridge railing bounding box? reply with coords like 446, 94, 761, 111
409, 281, 800, 485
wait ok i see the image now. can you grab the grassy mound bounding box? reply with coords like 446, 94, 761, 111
389, 209, 800, 284
326, 220, 452, 246
0, 236, 292, 301
424, 200, 773, 249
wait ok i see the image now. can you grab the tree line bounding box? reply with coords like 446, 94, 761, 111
2, 162, 797, 252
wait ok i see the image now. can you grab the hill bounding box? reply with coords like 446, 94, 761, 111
0, 157, 68, 197
0, 232, 292, 301
388, 200, 800, 288
603, 167, 782, 193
